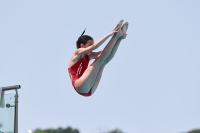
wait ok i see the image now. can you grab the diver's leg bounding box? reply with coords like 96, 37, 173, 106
90, 63, 105, 94
93, 21, 124, 65
104, 22, 128, 64
89, 38, 123, 94
104, 38, 122, 65
89, 22, 129, 94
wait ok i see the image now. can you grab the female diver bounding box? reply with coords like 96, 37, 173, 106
68, 20, 129, 96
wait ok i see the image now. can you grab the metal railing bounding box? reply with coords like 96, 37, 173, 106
0, 85, 21, 133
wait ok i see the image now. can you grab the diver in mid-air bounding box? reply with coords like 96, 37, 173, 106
68, 20, 129, 96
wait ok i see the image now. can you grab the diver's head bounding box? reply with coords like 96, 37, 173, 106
76, 35, 93, 49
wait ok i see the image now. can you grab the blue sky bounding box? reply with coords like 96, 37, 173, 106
0, 0, 200, 133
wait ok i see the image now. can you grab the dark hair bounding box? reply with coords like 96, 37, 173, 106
76, 35, 93, 49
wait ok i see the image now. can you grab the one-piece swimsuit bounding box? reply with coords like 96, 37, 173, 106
68, 55, 92, 96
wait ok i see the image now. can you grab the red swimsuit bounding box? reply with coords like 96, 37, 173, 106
68, 55, 92, 96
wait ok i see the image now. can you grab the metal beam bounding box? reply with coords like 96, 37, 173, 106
1, 85, 21, 91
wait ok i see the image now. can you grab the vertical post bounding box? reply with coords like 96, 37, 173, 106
14, 89, 18, 133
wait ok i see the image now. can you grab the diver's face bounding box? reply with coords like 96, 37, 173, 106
81, 39, 94, 48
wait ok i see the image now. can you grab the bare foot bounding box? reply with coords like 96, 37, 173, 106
121, 22, 129, 39
112, 20, 124, 37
